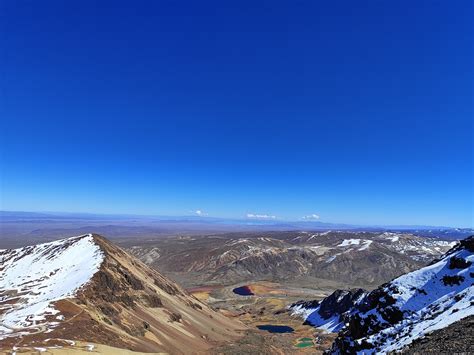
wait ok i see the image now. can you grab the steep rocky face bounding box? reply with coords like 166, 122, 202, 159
316, 289, 367, 320
291, 236, 474, 354
291, 289, 367, 332
0, 234, 244, 354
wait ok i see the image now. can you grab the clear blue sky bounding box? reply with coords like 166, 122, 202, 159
1, 1, 472, 227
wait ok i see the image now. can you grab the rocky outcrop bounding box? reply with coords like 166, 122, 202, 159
292, 236, 474, 354
290, 289, 367, 332
318, 289, 366, 319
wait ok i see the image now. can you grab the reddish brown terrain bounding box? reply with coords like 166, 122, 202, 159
1, 231, 470, 354
0, 235, 245, 354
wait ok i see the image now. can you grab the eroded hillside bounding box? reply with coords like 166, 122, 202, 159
0, 234, 245, 354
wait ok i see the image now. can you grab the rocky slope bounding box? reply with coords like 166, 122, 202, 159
291, 288, 367, 332
0, 234, 244, 354
290, 236, 474, 354
126, 231, 455, 288
402, 315, 473, 354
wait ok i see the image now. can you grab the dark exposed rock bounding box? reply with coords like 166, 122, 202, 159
459, 236, 474, 252
442, 275, 465, 286
95, 270, 125, 294
417, 288, 427, 295
142, 294, 163, 308
381, 305, 404, 324
119, 269, 144, 290
192, 302, 203, 310
448, 256, 472, 269
169, 312, 182, 323
291, 299, 320, 309
153, 277, 183, 296
98, 304, 119, 317
318, 289, 366, 319
119, 294, 136, 308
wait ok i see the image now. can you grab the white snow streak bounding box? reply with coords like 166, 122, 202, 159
0, 234, 103, 338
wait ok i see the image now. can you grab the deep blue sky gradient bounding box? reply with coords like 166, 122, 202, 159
1, 1, 473, 226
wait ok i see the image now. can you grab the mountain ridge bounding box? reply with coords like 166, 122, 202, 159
128, 231, 456, 289
0, 234, 244, 354
290, 236, 474, 354
2, 210, 472, 234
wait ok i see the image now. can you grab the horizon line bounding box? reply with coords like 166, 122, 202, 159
1, 210, 472, 230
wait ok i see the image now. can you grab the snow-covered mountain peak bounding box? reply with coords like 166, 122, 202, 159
291, 236, 474, 354
0, 234, 245, 354
0, 234, 104, 339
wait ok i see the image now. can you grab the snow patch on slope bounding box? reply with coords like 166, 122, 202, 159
337, 239, 372, 251
358, 240, 373, 251
293, 238, 474, 354
0, 234, 103, 338
364, 248, 474, 354
338, 239, 362, 247
292, 304, 344, 332
381, 232, 400, 242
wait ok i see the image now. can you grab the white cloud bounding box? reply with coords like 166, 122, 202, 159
193, 210, 208, 216
246, 213, 277, 220
301, 214, 320, 220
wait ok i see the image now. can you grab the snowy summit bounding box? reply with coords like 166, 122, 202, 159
0, 234, 103, 338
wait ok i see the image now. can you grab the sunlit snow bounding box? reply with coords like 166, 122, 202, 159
0, 234, 103, 338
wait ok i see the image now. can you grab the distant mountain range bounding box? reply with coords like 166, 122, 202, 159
127, 231, 456, 289
1, 210, 472, 240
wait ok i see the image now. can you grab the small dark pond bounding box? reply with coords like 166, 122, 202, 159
232, 285, 254, 296
256, 325, 294, 333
